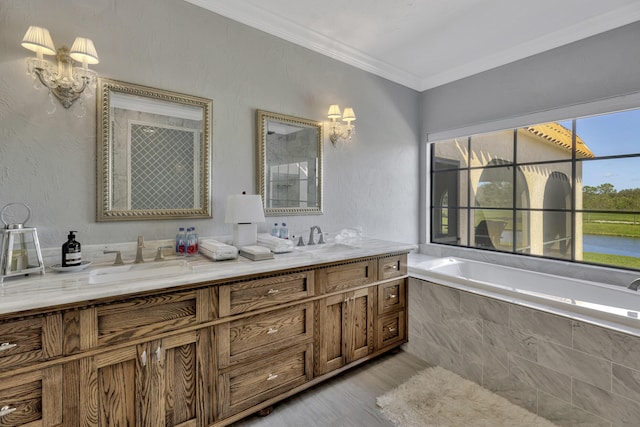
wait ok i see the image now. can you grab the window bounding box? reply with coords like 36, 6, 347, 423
430, 108, 640, 270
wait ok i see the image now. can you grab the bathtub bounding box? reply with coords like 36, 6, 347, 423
410, 257, 640, 337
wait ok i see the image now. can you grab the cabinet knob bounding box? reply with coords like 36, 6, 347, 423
385, 264, 398, 270
0, 405, 17, 417
388, 294, 397, 299
388, 327, 397, 332
267, 373, 278, 381
267, 327, 279, 335
0, 342, 16, 352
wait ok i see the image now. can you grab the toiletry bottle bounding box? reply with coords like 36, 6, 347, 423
279, 222, 289, 239
271, 223, 279, 237
62, 231, 81, 267
193, 227, 199, 253
176, 227, 186, 254
186, 227, 198, 256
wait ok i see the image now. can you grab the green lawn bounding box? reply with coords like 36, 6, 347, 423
582, 252, 640, 269
582, 221, 640, 237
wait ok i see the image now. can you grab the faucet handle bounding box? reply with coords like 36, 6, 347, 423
154, 246, 173, 262
104, 250, 124, 265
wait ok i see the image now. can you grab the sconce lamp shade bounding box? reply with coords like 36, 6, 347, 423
327, 104, 341, 120
70, 37, 99, 65
21, 26, 56, 57
342, 107, 356, 124
225, 193, 265, 224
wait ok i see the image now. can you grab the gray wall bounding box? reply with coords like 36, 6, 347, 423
419, 21, 640, 245
0, 0, 420, 248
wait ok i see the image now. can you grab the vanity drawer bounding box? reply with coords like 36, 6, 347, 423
0, 314, 62, 371
219, 271, 314, 317
317, 259, 376, 294
378, 254, 407, 280
0, 365, 63, 426
217, 303, 313, 369
83, 290, 204, 348
376, 311, 406, 350
218, 343, 312, 418
377, 279, 406, 315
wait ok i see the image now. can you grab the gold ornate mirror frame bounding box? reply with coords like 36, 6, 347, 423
97, 78, 212, 221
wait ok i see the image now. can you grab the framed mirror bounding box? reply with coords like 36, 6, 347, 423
257, 110, 323, 216
97, 78, 212, 221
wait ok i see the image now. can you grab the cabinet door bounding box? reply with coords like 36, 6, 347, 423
316, 287, 374, 375
0, 366, 62, 426
315, 293, 348, 375
79, 331, 208, 426
160, 330, 209, 427
80, 342, 150, 426
345, 287, 374, 364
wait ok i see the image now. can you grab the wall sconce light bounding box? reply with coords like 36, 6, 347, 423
21, 26, 99, 111
327, 104, 356, 145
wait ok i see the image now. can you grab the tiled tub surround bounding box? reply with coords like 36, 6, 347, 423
407, 264, 640, 426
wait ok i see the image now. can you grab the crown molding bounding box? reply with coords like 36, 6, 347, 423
184, 0, 422, 89
420, 2, 640, 91
186, 0, 640, 92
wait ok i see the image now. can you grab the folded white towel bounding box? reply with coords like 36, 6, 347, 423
199, 239, 238, 261
257, 233, 295, 253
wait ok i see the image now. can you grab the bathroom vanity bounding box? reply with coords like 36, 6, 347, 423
0, 239, 412, 426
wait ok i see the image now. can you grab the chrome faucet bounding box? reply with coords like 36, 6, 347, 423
629, 278, 640, 291
308, 226, 325, 246
134, 235, 145, 264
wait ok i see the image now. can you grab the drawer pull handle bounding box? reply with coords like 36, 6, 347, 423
267, 327, 279, 335
0, 405, 17, 417
141, 350, 147, 367
386, 265, 398, 270
267, 288, 279, 295
267, 373, 278, 381
156, 346, 162, 362
0, 342, 16, 351
388, 294, 397, 299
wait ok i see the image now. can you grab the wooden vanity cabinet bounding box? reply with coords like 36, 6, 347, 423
0, 251, 409, 426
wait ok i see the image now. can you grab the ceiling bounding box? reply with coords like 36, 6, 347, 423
185, 0, 640, 91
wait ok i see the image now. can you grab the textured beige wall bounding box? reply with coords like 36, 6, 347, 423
0, 0, 420, 248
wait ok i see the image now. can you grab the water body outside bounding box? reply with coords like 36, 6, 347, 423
584, 234, 640, 257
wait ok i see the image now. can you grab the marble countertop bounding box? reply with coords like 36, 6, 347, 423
0, 238, 416, 316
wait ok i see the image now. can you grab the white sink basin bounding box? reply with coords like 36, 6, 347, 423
296, 243, 358, 254
88, 260, 190, 284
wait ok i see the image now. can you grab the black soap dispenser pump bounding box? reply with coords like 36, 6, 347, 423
62, 231, 81, 267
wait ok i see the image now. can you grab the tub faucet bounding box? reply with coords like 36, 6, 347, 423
308, 226, 325, 245
628, 278, 640, 291
135, 235, 145, 264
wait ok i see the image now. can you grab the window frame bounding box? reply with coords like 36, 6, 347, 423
428, 107, 640, 271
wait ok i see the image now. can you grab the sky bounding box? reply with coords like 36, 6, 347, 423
561, 108, 640, 191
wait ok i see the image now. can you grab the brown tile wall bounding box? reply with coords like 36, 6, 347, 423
406, 278, 640, 427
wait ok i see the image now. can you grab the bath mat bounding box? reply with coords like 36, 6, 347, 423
377, 366, 558, 427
